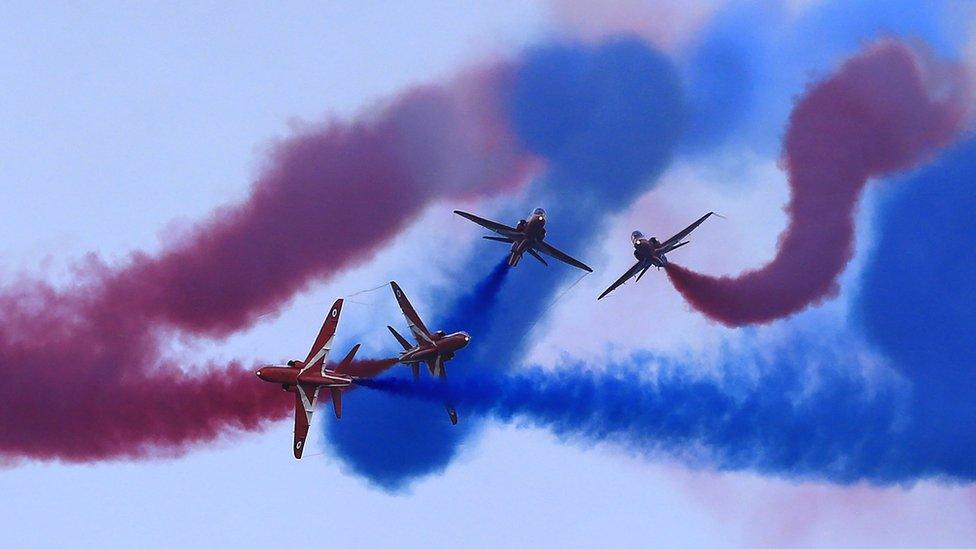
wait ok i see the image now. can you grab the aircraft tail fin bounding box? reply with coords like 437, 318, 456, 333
387, 325, 412, 350
508, 251, 522, 267
332, 343, 361, 376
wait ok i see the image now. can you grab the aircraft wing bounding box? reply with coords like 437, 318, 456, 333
534, 240, 593, 272
598, 261, 646, 300
302, 299, 342, 374
660, 212, 717, 252
293, 383, 319, 459
390, 281, 433, 345
453, 210, 520, 238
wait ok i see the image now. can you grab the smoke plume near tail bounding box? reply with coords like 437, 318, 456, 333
0, 63, 530, 463
666, 40, 972, 326
440, 259, 511, 345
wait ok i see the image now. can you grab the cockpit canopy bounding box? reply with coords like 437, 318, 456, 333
631, 230, 646, 244
532, 207, 547, 219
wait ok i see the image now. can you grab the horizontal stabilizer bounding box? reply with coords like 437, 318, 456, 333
387, 325, 412, 350
483, 236, 512, 243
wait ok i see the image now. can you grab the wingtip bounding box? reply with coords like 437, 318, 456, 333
328, 298, 344, 320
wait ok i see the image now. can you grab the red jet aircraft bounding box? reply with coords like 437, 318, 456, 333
255, 298, 362, 458
386, 281, 470, 424
598, 212, 719, 300
454, 208, 593, 272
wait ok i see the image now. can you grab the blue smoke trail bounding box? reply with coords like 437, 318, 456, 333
440, 259, 511, 345
327, 36, 687, 489
358, 336, 918, 483
856, 136, 976, 480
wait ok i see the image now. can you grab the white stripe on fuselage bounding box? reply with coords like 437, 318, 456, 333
317, 371, 353, 384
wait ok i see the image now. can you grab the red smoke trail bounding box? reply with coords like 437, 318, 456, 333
117, 64, 531, 337
666, 40, 972, 326
0, 64, 531, 463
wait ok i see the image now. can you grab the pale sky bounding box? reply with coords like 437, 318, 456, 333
1, 2, 974, 548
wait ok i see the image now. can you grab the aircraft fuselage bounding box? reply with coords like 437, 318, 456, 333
256, 363, 353, 388
509, 209, 547, 267
398, 332, 471, 364
633, 237, 667, 268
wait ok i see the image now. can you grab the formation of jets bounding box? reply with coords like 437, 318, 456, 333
258, 206, 717, 458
